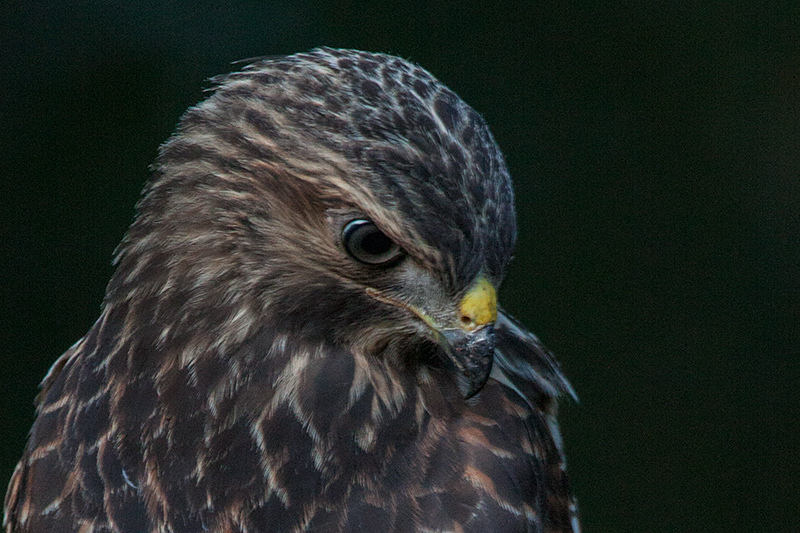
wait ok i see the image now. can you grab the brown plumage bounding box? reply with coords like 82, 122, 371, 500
4, 48, 579, 532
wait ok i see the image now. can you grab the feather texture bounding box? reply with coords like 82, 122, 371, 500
4, 48, 578, 533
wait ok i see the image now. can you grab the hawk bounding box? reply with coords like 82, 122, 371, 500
4, 48, 579, 533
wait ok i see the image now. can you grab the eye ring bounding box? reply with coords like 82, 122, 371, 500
342, 219, 404, 265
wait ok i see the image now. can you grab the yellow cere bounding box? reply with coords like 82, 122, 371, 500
458, 277, 498, 330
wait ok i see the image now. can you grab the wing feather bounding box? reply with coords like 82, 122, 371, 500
489, 310, 580, 533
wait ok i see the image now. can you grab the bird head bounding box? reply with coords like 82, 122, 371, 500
108, 48, 516, 399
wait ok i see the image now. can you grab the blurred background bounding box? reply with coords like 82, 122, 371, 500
2, 1, 798, 531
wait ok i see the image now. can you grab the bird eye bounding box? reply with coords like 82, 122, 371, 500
342, 219, 404, 265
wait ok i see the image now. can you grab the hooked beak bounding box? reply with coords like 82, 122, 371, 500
439, 277, 498, 398
366, 276, 498, 399
440, 323, 496, 399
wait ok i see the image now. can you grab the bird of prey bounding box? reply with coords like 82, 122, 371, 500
4, 48, 579, 533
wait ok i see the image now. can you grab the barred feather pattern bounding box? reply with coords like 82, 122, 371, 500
4, 48, 578, 533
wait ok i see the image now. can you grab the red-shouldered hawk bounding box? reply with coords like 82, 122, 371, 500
5, 48, 579, 533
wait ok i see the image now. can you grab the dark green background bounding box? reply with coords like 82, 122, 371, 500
2, 2, 798, 531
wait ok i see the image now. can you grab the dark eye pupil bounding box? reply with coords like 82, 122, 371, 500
360, 230, 393, 256
342, 219, 404, 265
